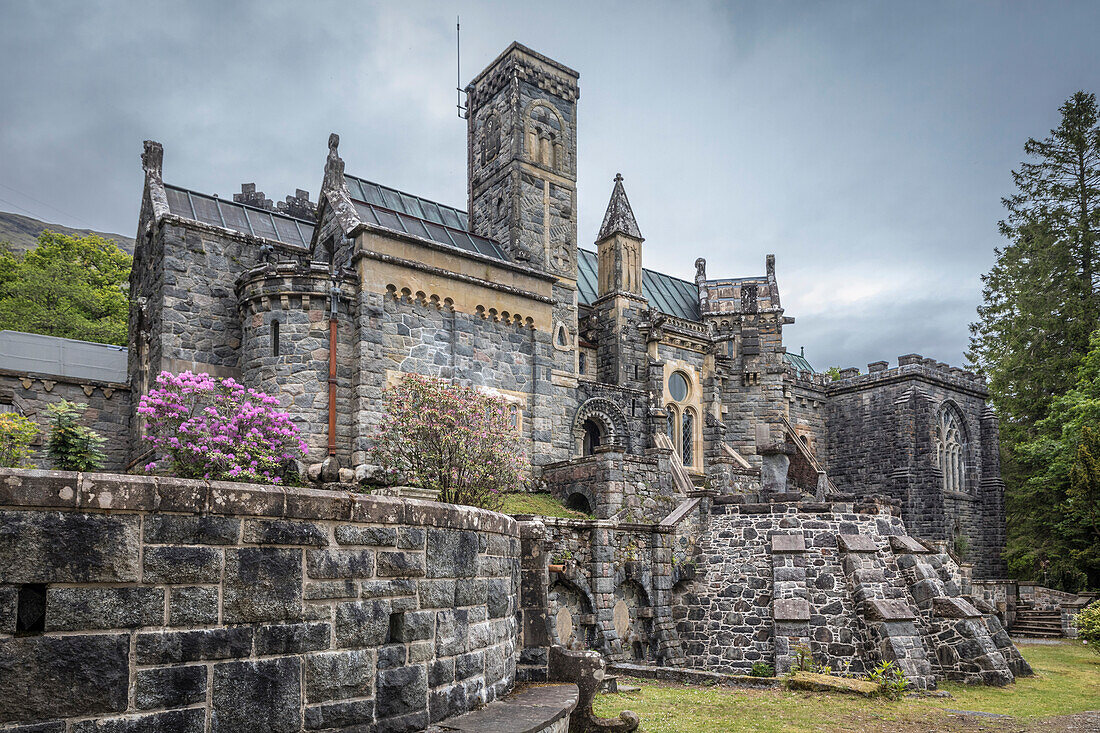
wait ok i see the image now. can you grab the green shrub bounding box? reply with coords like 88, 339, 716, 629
868, 661, 909, 700
0, 412, 39, 467
750, 662, 774, 678
1074, 602, 1100, 653
45, 400, 105, 471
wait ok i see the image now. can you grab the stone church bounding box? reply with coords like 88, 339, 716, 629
105, 42, 1030, 685
129, 42, 1004, 578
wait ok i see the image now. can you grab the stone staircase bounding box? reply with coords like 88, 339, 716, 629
891, 536, 1018, 685
1010, 606, 1064, 638
837, 533, 935, 689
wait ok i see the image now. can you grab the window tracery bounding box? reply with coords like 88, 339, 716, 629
935, 405, 966, 493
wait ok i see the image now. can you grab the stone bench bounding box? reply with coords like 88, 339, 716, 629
428, 683, 578, 733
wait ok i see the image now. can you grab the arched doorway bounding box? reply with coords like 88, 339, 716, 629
582, 418, 602, 456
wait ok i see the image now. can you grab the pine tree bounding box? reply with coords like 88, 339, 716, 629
969, 92, 1100, 436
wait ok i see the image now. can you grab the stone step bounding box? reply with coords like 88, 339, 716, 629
426, 683, 578, 733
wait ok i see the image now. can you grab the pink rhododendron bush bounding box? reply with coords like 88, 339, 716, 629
369, 373, 525, 511
138, 371, 309, 484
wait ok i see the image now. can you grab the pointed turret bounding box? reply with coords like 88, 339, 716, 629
596, 174, 644, 296
597, 173, 643, 241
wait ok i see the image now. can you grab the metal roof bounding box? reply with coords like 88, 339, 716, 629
0, 330, 128, 383
343, 174, 508, 262
577, 249, 701, 321
164, 185, 315, 248
784, 351, 816, 373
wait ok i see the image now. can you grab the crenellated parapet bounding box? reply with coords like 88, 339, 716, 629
827, 353, 988, 398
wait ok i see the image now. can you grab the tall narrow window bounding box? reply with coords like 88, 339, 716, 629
271, 320, 280, 357
666, 406, 677, 447
681, 409, 695, 466
578, 352, 586, 374
936, 406, 965, 493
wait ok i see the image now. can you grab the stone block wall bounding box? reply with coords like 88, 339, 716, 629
0, 373, 130, 472
825, 358, 1007, 578
675, 496, 1023, 687
541, 450, 678, 522
0, 468, 519, 732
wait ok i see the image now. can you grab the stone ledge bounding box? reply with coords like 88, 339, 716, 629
607, 663, 781, 689
933, 596, 982, 619
0, 468, 518, 536
837, 534, 880, 553
889, 535, 930, 554
787, 672, 880, 697
428, 683, 578, 732
864, 599, 917, 621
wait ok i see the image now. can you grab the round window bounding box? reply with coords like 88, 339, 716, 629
668, 371, 689, 402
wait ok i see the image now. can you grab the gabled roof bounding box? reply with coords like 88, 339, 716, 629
597, 174, 642, 241
342, 174, 508, 262
577, 249, 700, 321
784, 351, 815, 373
164, 185, 315, 248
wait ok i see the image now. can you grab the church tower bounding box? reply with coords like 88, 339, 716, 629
466, 43, 579, 281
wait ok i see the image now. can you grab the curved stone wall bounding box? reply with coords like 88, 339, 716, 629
0, 468, 519, 731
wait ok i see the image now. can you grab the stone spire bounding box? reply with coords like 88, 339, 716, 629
597, 174, 643, 242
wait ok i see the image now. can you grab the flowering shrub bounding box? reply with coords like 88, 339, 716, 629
0, 412, 39, 468
138, 371, 308, 484
369, 374, 525, 511
1075, 602, 1100, 654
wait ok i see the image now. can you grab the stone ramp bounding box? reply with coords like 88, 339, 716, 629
428, 683, 578, 733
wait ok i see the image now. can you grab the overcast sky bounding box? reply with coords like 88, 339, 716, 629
2, 1, 1098, 371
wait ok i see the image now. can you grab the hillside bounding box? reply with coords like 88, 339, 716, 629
0, 211, 134, 254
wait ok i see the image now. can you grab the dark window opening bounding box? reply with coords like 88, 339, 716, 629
557, 325, 568, 347
632, 640, 645, 661
272, 320, 280, 357
634, 365, 639, 380
386, 612, 404, 644
578, 352, 586, 374
566, 492, 592, 515
16, 584, 46, 634
582, 419, 602, 456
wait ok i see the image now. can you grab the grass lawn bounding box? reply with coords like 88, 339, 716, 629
500, 492, 593, 519
592, 640, 1100, 733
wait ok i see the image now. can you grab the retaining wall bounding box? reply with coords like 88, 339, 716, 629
0, 468, 519, 732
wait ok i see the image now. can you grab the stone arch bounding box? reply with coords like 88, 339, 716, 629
548, 576, 600, 651
613, 579, 655, 661
523, 100, 568, 171
573, 397, 628, 455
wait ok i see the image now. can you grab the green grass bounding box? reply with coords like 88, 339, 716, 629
928, 640, 1100, 719
500, 492, 593, 519
591, 641, 1099, 732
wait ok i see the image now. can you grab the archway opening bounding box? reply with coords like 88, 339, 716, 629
582, 418, 602, 456
566, 492, 592, 515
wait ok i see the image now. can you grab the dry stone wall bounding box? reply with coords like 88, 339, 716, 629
0, 469, 519, 732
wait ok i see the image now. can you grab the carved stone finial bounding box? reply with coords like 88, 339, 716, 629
142, 140, 164, 177
766, 254, 776, 277
614, 172, 623, 182
695, 257, 706, 280
328, 133, 340, 152
323, 133, 346, 190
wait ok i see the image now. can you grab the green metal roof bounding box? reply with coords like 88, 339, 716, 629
577, 249, 701, 321
784, 351, 815, 373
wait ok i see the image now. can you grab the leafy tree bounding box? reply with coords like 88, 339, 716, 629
0, 230, 131, 345
45, 400, 106, 472
1008, 330, 1100, 590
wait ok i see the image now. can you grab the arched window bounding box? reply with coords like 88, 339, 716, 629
936, 406, 966, 493
681, 409, 695, 466
666, 406, 677, 446
556, 325, 569, 347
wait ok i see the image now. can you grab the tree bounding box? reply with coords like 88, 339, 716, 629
0, 230, 131, 345
45, 400, 106, 472
1008, 329, 1100, 590
969, 92, 1100, 591
969, 92, 1100, 436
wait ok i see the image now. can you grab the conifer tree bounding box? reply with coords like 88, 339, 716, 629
969, 92, 1100, 437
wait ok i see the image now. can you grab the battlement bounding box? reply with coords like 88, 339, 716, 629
827, 353, 987, 397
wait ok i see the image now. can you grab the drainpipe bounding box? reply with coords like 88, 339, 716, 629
328, 281, 339, 457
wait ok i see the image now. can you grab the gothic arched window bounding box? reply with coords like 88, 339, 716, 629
936, 405, 966, 493
664, 368, 699, 469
